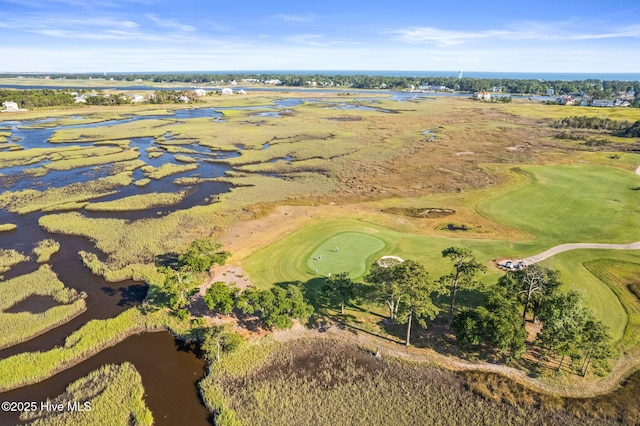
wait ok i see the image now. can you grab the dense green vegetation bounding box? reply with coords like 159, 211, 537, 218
3, 73, 640, 99
0, 89, 75, 108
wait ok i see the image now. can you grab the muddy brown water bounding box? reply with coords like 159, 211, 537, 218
0, 331, 211, 425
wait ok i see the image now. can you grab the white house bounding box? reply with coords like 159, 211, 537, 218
592, 99, 615, 107
556, 95, 576, 105
130, 95, 145, 103
2, 101, 19, 112
474, 91, 491, 101
614, 98, 631, 107
193, 89, 206, 97
221, 88, 233, 95
236, 89, 247, 95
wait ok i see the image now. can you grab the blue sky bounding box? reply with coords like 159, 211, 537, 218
1, 0, 639, 73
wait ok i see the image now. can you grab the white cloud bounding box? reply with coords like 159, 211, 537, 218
286, 34, 335, 47
388, 21, 640, 46
274, 14, 314, 23
145, 14, 196, 32
387, 27, 513, 46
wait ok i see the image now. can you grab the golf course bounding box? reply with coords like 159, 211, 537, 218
1, 88, 640, 425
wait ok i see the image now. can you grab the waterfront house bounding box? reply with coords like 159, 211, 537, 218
474, 91, 491, 101
592, 99, 615, 107
556, 95, 576, 105
614, 98, 631, 107
221, 88, 233, 95
1, 101, 19, 112
193, 89, 206, 97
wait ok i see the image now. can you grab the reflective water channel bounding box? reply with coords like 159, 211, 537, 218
0, 104, 283, 424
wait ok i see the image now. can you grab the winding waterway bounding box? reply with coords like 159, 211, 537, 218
0, 105, 266, 424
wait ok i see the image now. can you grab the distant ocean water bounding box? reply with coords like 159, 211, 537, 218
156, 70, 640, 81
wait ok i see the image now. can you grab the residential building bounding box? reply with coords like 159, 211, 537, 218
474, 91, 491, 101
1, 101, 19, 111
592, 99, 615, 107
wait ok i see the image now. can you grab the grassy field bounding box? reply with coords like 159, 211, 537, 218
581, 259, 640, 351
20, 363, 153, 426
478, 164, 640, 244
241, 160, 640, 341
305, 232, 386, 278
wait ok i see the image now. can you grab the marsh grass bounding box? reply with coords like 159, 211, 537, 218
38, 206, 232, 269
0, 266, 86, 349
0, 223, 17, 232
84, 190, 187, 212
20, 363, 153, 426
463, 370, 640, 425
41, 149, 140, 172
142, 163, 198, 179
0, 248, 29, 273
41, 202, 89, 212
0, 307, 187, 392
79, 251, 164, 285
0, 172, 132, 214
48, 119, 177, 143
204, 339, 603, 426
174, 154, 198, 163
32, 239, 61, 263
0, 266, 73, 310
0, 146, 88, 168
134, 178, 151, 187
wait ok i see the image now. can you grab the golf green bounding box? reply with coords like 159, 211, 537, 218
306, 232, 386, 278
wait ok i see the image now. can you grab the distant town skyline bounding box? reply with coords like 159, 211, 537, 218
1, 0, 639, 73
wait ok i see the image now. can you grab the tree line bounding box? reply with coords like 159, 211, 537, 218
151, 240, 611, 375
316, 248, 611, 375
4, 72, 640, 98
0, 89, 76, 108
0, 88, 206, 108
553, 116, 640, 138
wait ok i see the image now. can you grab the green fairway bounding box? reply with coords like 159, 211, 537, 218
479, 165, 640, 244
305, 232, 386, 278
540, 249, 640, 342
